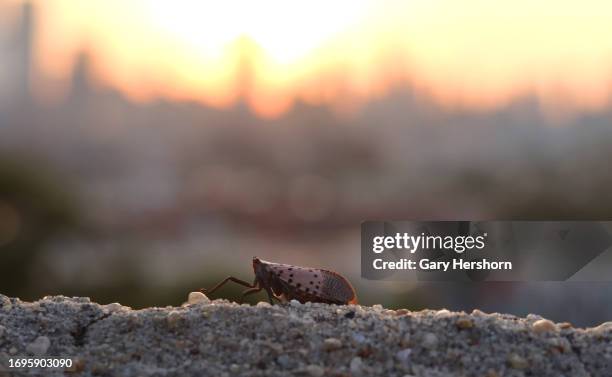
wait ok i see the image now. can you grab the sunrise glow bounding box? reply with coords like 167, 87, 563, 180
7, 0, 612, 117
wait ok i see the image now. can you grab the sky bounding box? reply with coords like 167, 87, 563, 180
4, 0, 612, 117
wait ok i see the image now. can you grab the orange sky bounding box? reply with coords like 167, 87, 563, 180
6, 0, 612, 117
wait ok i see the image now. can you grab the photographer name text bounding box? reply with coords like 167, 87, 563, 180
371, 232, 513, 271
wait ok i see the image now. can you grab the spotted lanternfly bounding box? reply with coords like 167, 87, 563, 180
201, 257, 357, 305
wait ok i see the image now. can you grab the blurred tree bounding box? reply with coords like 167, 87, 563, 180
0, 157, 80, 298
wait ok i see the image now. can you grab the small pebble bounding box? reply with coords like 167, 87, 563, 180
9, 347, 17, 355
229, 364, 240, 373
125, 313, 142, 330
456, 317, 474, 329
395, 309, 410, 316
166, 310, 182, 328
507, 353, 528, 369
26, 336, 51, 356
352, 333, 366, 344
357, 346, 374, 358
548, 337, 571, 353
187, 292, 210, 305
559, 322, 573, 329
396, 348, 412, 363
305, 364, 325, 377
422, 333, 438, 349
290, 299, 301, 307
372, 304, 383, 312
105, 303, 125, 313
532, 319, 557, 333
323, 337, 342, 351
256, 301, 271, 307
400, 332, 411, 347
67, 358, 86, 373
0, 325, 5, 337
350, 357, 363, 374
591, 321, 612, 332
91, 362, 108, 375
276, 354, 291, 368
436, 309, 451, 316
265, 341, 283, 354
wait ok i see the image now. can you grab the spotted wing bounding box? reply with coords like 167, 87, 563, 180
265, 262, 357, 304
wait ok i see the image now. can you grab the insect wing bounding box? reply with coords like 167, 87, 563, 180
266, 263, 324, 295
266, 262, 356, 304
318, 270, 357, 304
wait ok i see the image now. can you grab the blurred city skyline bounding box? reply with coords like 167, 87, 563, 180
1, 0, 612, 118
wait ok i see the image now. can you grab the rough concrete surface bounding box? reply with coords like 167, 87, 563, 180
0, 294, 611, 377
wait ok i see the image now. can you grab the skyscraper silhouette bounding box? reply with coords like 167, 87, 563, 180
70, 51, 93, 102
14, 0, 34, 102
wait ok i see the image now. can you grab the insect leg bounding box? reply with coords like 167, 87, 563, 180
200, 276, 255, 296
264, 287, 276, 305
241, 287, 262, 298
239, 287, 262, 304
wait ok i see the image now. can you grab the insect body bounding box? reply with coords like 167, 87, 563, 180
201, 257, 358, 305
